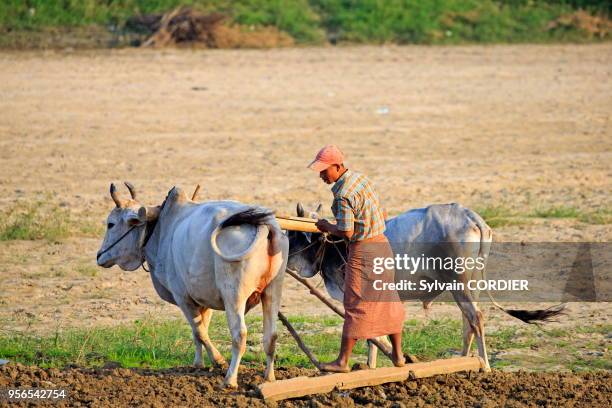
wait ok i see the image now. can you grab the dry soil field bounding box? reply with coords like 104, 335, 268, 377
0, 44, 610, 404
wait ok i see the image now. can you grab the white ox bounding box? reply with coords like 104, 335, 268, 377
96, 183, 288, 387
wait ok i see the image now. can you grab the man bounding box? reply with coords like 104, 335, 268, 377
308, 144, 406, 372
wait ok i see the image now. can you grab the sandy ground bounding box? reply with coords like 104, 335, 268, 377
0, 45, 610, 370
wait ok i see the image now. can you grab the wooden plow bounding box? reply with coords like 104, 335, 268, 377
260, 215, 486, 401
259, 356, 486, 401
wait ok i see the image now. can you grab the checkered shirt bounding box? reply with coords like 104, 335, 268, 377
331, 170, 386, 242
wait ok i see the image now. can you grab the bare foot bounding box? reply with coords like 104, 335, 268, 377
392, 352, 406, 368
319, 362, 350, 373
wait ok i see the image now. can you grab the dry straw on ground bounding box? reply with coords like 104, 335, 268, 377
130, 6, 294, 48
547, 10, 612, 38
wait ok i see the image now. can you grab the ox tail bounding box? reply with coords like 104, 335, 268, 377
220, 206, 285, 260
219, 207, 274, 229
211, 207, 283, 263
467, 209, 566, 325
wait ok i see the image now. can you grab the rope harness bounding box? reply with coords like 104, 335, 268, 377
97, 224, 139, 258
97, 197, 168, 273
288, 233, 348, 277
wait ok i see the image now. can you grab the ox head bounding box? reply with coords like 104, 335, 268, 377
96, 182, 159, 271
286, 202, 346, 301
286, 203, 323, 278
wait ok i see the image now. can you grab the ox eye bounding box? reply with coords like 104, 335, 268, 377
107, 222, 115, 229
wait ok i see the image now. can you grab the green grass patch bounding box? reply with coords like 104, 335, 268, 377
578, 208, 612, 225
532, 206, 580, 219
0, 314, 526, 369
474, 205, 612, 228
530, 206, 612, 224
75, 264, 99, 277
574, 323, 612, 335
0, 0, 323, 44
486, 326, 534, 349
307, 0, 610, 44
474, 205, 528, 228
568, 357, 612, 371
0, 199, 103, 242
542, 327, 569, 338
0, 199, 71, 241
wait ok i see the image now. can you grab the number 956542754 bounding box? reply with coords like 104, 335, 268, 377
3, 388, 68, 401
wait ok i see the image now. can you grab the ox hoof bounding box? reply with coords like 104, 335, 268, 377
193, 361, 204, 369
213, 358, 228, 368
222, 381, 238, 389
481, 366, 492, 373
214, 381, 237, 392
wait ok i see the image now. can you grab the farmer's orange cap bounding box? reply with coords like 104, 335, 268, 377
307, 145, 345, 172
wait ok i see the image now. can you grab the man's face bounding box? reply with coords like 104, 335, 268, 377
319, 164, 341, 184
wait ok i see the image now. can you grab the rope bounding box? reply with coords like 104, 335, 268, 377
288, 238, 319, 257
97, 225, 138, 257
288, 233, 348, 277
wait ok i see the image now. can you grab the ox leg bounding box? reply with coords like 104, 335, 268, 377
198, 308, 226, 367
462, 314, 475, 356
223, 300, 248, 388
261, 277, 283, 382
473, 307, 490, 371
366, 340, 378, 368
450, 291, 490, 371
178, 302, 208, 368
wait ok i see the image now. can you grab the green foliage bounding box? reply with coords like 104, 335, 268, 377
310, 0, 603, 44
541, 0, 611, 14
0, 0, 322, 43
231, 0, 323, 42
0, 0, 608, 45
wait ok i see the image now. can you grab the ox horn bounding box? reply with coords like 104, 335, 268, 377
124, 181, 136, 200
191, 184, 201, 201
110, 183, 122, 207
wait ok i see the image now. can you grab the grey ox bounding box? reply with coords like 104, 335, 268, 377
96, 183, 288, 387
287, 203, 564, 370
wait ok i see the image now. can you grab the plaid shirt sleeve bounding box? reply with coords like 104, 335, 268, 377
333, 196, 354, 231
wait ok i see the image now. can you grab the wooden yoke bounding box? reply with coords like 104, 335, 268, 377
275, 214, 329, 233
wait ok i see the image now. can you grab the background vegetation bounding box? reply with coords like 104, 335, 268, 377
0, 0, 610, 48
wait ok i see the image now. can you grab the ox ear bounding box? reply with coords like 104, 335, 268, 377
126, 210, 145, 227
138, 206, 160, 222
297, 202, 305, 217
309, 203, 323, 219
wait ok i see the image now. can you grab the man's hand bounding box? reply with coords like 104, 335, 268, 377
315, 219, 353, 240
315, 219, 333, 233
